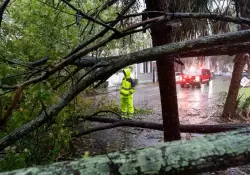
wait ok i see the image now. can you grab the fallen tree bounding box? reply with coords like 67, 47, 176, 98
3, 1, 250, 172
2, 29, 250, 151
73, 42, 250, 68
3, 126, 250, 175
72, 116, 250, 137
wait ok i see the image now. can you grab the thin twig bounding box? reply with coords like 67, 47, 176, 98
61, 0, 121, 35
0, 57, 47, 72
68, 0, 136, 56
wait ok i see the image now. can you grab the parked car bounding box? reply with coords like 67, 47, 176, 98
175, 72, 182, 83
214, 71, 223, 76
180, 68, 211, 88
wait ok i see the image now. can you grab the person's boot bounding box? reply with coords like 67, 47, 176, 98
122, 113, 127, 119
128, 114, 134, 120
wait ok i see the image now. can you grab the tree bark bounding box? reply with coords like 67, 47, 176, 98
223, 54, 248, 117
222, 1, 250, 117
247, 59, 250, 78
4, 127, 250, 175
145, 0, 181, 142
73, 42, 250, 68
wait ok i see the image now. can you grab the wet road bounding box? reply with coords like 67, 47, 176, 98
104, 76, 231, 124
77, 75, 249, 174
79, 76, 231, 152
133, 76, 230, 124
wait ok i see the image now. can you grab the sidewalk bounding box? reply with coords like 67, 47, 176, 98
91, 83, 159, 97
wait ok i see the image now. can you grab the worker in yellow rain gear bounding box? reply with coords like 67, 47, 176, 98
120, 68, 135, 119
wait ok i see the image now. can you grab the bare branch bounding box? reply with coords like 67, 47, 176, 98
68, 0, 136, 56
0, 0, 10, 27
0, 56, 47, 72
28, 57, 49, 67
60, 0, 121, 35
94, 0, 118, 19
72, 116, 250, 137
111, 12, 250, 27
73, 41, 250, 69
52, 67, 81, 90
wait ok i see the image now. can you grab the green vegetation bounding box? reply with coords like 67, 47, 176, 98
237, 88, 250, 109
0, 0, 151, 172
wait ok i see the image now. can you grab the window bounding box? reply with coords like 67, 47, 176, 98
140, 62, 153, 73
201, 69, 210, 75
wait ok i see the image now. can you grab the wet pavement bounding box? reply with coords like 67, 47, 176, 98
75, 76, 247, 174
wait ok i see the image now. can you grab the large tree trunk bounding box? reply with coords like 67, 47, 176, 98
247, 57, 250, 78
145, 0, 181, 141
4, 126, 250, 175
222, 0, 250, 117
223, 54, 248, 117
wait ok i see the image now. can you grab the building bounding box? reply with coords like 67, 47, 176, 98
107, 60, 185, 87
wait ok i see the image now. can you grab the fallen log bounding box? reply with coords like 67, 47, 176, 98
72, 116, 250, 137
3, 127, 250, 175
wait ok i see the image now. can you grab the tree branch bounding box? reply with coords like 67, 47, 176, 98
6, 0, 136, 90
68, 0, 136, 56
72, 42, 250, 69
60, 0, 121, 35
5, 127, 250, 174
72, 116, 250, 137
3, 29, 250, 151
10, 10, 250, 89
0, 0, 10, 27
28, 57, 49, 67
110, 12, 250, 26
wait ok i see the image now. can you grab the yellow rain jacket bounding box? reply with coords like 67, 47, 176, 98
120, 68, 135, 119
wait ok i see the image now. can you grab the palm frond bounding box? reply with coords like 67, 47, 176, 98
168, 0, 235, 42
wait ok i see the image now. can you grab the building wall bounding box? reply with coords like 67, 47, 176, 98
107, 67, 136, 87
136, 61, 185, 84
136, 61, 157, 83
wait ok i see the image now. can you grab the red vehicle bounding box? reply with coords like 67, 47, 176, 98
180, 68, 211, 88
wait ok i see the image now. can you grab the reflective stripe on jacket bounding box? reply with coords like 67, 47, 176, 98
120, 68, 135, 97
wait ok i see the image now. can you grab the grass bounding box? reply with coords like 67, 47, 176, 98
239, 88, 250, 98
237, 87, 250, 110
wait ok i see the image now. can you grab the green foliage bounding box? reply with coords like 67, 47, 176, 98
1, 0, 81, 62
237, 88, 250, 110
0, 147, 30, 172
237, 92, 250, 110
241, 96, 250, 110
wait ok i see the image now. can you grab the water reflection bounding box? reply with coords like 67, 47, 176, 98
177, 78, 231, 114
